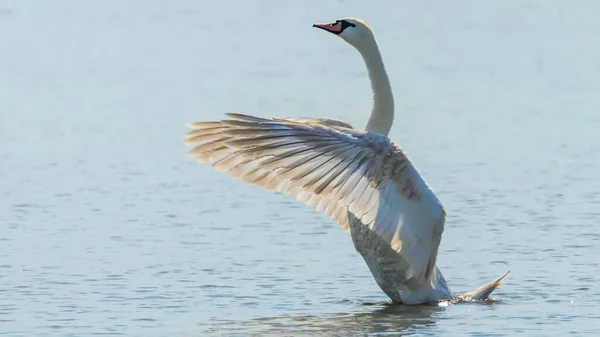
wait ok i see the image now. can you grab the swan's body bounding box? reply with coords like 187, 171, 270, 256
185, 18, 509, 304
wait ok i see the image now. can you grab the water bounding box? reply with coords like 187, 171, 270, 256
1, 1, 599, 336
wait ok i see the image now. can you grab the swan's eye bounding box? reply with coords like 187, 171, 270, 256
339, 20, 356, 31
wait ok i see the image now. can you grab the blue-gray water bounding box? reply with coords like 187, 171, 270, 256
1, 1, 599, 336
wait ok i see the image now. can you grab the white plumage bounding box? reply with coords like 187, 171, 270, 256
185, 18, 509, 304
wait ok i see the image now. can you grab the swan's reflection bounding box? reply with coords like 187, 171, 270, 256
197, 303, 444, 336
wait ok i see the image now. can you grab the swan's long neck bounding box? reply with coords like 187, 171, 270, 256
358, 40, 394, 136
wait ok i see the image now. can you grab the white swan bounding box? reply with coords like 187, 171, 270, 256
185, 18, 510, 305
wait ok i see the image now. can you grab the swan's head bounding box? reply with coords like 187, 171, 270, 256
313, 18, 375, 49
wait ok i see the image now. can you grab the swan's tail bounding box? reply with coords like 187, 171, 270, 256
459, 270, 510, 301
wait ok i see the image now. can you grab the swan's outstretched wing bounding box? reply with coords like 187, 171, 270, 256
185, 115, 353, 230
185, 113, 446, 283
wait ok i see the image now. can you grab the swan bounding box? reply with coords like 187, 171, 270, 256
185, 17, 510, 305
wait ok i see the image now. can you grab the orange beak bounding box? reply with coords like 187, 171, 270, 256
312, 21, 343, 34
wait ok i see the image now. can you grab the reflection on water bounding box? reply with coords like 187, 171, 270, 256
194, 304, 443, 337
192, 300, 507, 337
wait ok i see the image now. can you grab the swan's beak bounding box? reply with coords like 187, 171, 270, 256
313, 21, 343, 35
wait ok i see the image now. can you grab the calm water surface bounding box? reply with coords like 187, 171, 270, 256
1, 1, 599, 336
